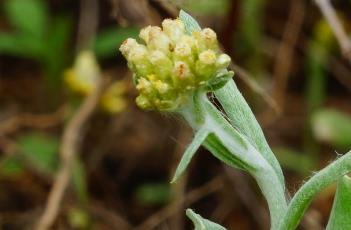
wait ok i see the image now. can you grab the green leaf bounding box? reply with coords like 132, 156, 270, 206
179, 0, 230, 16
43, 15, 72, 89
171, 128, 209, 183
72, 158, 88, 203
326, 175, 351, 230
135, 183, 170, 205
214, 79, 285, 188
179, 10, 201, 34
0, 156, 24, 176
274, 147, 316, 175
203, 133, 252, 171
204, 70, 234, 91
312, 109, 351, 149
17, 133, 59, 174
0, 33, 22, 55
186, 209, 226, 230
0, 32, 43, 58
94, 27, 139, 58
4, 0, 48, 37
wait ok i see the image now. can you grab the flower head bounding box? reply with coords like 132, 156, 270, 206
119, 18, 231, 111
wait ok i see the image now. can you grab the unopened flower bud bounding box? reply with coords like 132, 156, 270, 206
173, 61, 193, 79
194, 28, 218, 52
119, 38, 138, 59
148, 26, 172, 54
195, 50, 217, 80
162, 19, 185, 42
128, 44, 152, 77
199, 50, 216, 65
149, 50, 173, 78
216, 54, 231, 69
136, 77, 153, 94
139, 26, 152, 44
136, 94, 152, 110
154, 80, 170, 94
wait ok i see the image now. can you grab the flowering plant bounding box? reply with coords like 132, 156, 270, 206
120, 10, 351, 230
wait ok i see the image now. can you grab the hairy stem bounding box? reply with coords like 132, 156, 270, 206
278, 150, 351, 230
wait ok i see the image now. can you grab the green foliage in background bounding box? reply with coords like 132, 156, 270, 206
0, 0, 71, 91
312, 109, 351, 150
0, 0, 138, 93
236, 0, 265, 76
94, 27, 139, 59
135, 183, 170, 205
173, 0, 229, 16
17, 132, 59, 175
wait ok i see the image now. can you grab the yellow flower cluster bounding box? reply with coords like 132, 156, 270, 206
64, 51, 127, 114
119, 18, 231, 111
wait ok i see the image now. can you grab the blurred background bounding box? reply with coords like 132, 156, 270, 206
0, 0, 351, 229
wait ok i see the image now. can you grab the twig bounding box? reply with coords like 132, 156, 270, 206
134, 176, 223, 230
0, 106, 65, 135
34, 79, 103, 230
272, 0, 305, 110
88, 202, 132, 229
262, 35, 351, 92
315, 0, 351, 62
76, 0, 99, 52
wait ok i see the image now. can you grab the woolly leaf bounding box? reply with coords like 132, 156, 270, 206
179, 10, 201, 34
326, 175, 351, 230
186, 209, 226, 230
214, 79, 285, 187
171, 128, 209, 183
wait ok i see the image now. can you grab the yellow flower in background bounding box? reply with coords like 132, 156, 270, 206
64, 51, 100, 96
65, 50, 127, 114
100, 81, 127, 114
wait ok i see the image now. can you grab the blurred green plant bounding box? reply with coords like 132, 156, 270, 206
0, 0, 71, 91
236, 0, 265, 77
172, 0, 229, 16
0, 132, 89, 211
312, 108, 351, 150
273, 147, 316, 175
0, 0, 138, 93
17, 132, 59, 175
135, 183, 170, 205
94, 27, 139, 59
304, 19, 336, 158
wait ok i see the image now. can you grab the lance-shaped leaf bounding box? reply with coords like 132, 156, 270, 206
326, 175, 351, 230
179, 10, 201, 34
215, 79, 285, 188
186, 209, 227, 230
171, 128, 209, 183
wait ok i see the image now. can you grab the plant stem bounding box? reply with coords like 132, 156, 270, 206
180, 92, 287, 229
278, 150, 351, 230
